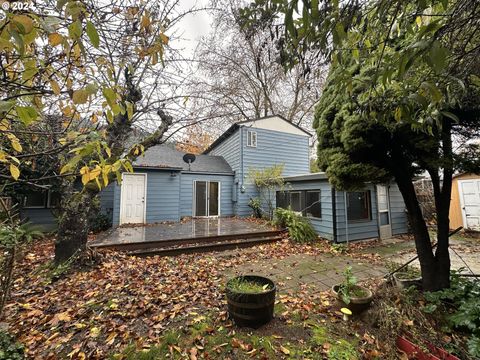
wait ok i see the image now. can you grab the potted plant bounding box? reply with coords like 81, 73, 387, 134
392, 266, 422, 289
226, 275, 276, 328
331, 267, 373, 313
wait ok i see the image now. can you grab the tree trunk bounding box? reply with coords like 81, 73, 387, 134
54, 184, 97, 264
393, 172, 451, 291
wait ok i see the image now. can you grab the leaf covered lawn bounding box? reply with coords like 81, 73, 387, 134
5, 238, 380, 359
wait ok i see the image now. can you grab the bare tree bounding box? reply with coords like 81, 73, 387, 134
187, 0, 327, 136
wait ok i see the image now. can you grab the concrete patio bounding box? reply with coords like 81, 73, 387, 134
221, 251, 387, 293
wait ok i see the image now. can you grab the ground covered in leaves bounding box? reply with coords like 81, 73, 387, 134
3, 236, 475, 359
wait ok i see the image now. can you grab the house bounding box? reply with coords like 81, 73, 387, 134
21, 115, 409, 242
449, 173, 480, 231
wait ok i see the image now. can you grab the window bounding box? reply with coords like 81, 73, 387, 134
24, 191, 47, 208
47, 192, 61, 208
24, 190, 60, 209
276, 189, 321, 218
347, 191, 371, 221
289, 191, 302, 212
247, 130, 257, 147
276, 191, 288, 209
305, 191, 321, 218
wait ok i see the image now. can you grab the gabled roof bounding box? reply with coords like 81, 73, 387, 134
203, 115, 312, 154
133, 144, 233, 174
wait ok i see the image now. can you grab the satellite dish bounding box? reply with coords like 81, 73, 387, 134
183, 153, 196, 170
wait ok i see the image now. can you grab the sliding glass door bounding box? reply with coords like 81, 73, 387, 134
194, 181, 220, 217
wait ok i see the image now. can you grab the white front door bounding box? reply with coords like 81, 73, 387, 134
459, 179, 480, 230
376, 185, 392, 239
120, 173, 146, 225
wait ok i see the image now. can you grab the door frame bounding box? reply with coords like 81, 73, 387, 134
193, 180, 221, 218
376, 184, 392, 239
458, 179, 480, 229
119, 173, 147, 225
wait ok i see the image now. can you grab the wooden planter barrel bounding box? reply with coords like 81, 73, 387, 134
226, 275, 276, 328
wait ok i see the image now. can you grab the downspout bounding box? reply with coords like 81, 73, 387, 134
344, 191, 349, 245
239, 127, 244, 216
332, 187, 337, 243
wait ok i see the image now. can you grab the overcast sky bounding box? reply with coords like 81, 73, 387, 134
171, 0, 214, 58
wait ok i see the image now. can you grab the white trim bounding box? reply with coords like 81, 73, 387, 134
246, 130, 257, 147
241, 116, 310, 137
376, 184, 392, 239
119, 173, 147, 225
458, 180, 467, 229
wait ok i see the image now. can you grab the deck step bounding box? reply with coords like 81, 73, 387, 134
90, 230, 284, 252
126, 235, 284, 257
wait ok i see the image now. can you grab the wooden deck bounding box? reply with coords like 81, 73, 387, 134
89, 218, 284, 256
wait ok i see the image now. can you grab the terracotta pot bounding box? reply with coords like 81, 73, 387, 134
331, 284, 373, 313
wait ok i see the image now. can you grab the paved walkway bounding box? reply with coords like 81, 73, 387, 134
359, 236, 480, 274
221, 252, 386, 293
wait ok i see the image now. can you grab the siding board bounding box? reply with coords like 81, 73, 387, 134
179, 173, 234, 217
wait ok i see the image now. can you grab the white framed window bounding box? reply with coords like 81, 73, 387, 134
247, 130, 257, 147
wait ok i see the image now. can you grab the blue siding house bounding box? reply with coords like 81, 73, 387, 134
22, 115, 408, 242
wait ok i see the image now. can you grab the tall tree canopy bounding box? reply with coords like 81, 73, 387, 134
242, 0, 480, 290
0, 0, 196, 262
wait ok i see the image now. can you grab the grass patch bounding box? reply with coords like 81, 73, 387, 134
227, 277, 272, 293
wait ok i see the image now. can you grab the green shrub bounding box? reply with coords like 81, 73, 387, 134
423, 274, 480, 358
0, 331, 25, 360
88, 212, 112, 233
274, 208, 317, 243
248, 197, 263, 218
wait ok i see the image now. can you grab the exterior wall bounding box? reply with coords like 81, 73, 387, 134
335, 185, 379, 242
282, 180, 335, 240
209, 129, 242, 213
20, 208, 57, 231
238, 127, 310, 216
99, 183, 115, 221
21, 183, 116, 231
389, 183, 409, 235
179, 173, 234, 217
208, 125, 310, 217
112, 169, 181, 226
450, 174, 480, 229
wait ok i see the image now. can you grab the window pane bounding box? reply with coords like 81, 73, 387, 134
247, 131, 257, 147
290, 192, 302, 212
48, 192, 61, 208
209, 182, 219, 216
24, 191, 47, 208
347, 191, 371, 221
276, 191, 288, 208
306, 191, 321, 218
195, 181, 207, 216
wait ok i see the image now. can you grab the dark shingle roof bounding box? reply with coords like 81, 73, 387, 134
133, 144, 233, 174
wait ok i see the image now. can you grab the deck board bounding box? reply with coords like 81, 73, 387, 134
89, 217, 277, 249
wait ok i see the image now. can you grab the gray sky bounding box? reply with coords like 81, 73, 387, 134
171, 0, 213, 58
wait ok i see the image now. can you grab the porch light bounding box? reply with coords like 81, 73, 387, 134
170, 171, 177, 177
